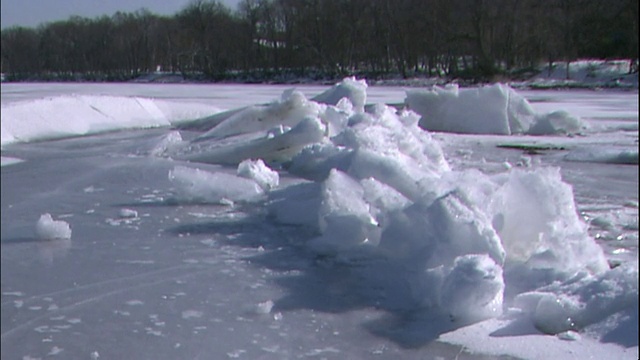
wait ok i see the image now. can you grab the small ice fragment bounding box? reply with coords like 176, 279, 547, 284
557, 330, 581, 341
255, 300, 274, 314
502, 162, 512, 170
220, 198, 234, 206
119, 208, 138, 218
182, 310, 203, 319
237, 159, 279, 191
90, 351, 100, 360
227, 349, 246, 358
125, 300, 144, 306
36, 214, 72, 240
47, 346, 63, 356
34, 326, 50, 333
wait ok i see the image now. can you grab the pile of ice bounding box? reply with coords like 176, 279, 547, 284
35, 213, 72, 240
166, 77, 636, 338
406, 83, 586, 135
0, 95, 221, 145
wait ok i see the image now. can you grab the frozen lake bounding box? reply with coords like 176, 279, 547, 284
1, 83, 638, 359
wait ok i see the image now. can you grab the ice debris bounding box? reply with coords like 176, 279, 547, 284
35, 214, 72, 240
406, 83, 585, 135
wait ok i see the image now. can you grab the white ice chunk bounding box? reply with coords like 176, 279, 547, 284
528, 110, 585, 135
440, 254, 505, 322
287, 142, 354, 181
268, 182, 322, 227
183, 117, 325, 165
148, 131, 183, 157
237, 159, 279, 191
254, 300, 275, 314
489, 167, 608, 275
194, 89, 321, 141
312, 77, 368, 112
36, 213, 72, 240
118, 208, 138, 218
514, 263, 638, 335
168, 166, 264, 204
309, 170, 381, 254
406, 83, 536, 135
379, 190, 505, 267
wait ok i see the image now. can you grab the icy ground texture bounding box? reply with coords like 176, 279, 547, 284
1, 79, 637, 359
161, 79, 634, 342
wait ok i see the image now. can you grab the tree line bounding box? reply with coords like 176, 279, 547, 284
1, 0, 638, 82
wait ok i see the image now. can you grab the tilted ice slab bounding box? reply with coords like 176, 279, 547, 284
406, 83, 586, 135
168, 165, 265, 205
0, 95, 221, 146
193, 89, 324, 142
180, 76, 365, 135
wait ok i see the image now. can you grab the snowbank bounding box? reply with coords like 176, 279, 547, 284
0, 95, 220, 146
527, 60, 639, 89
406, 83, 587, 135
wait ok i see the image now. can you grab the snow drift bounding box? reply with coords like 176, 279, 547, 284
0, 95, 221, 145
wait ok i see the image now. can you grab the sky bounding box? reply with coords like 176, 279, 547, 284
1, 0, 242, 29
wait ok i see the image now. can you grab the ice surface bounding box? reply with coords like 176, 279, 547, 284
35, 213, 72, 240
1, 80, 637, 360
